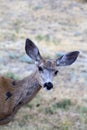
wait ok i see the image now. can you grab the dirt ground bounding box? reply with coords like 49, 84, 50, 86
0, 0, 87, 130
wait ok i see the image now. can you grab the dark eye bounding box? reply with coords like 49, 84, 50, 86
38, 66, 43, 72
54, 70, 58, 76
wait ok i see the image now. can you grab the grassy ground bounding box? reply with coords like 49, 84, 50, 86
0, 0, 87, 130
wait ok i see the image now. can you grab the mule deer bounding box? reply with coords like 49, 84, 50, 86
0, 39, 79, 125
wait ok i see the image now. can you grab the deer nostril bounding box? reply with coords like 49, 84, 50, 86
44, 83, 48, 88
48, 82, 53, 87
44, 82, 53, 90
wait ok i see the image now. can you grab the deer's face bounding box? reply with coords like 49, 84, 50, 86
36, 59, 58, 90
25, 38, 79, 90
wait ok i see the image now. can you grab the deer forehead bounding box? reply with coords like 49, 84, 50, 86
40, 59, 56, 70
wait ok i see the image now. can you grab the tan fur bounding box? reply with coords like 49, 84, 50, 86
0, 71, 41, 125
0, 40, 79, 125
0, 77, 15, 120
0, 58, 57, 125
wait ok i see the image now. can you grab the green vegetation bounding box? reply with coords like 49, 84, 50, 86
35, 34, 44, 41
53, 99, 72, 110
59, 121, 72, 130
4, 72, 20, 80
35, 34, 58, 45
45, 99, 72, 115
80, 106, 87, 113
45, 105, 55, 115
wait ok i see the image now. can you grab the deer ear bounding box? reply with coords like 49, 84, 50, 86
56, 51, 79, 66
25, 39, 42, 61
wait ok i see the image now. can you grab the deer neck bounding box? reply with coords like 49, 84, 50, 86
14, 70, 41, 108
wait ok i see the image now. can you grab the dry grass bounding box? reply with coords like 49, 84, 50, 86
0, 0, 87, 129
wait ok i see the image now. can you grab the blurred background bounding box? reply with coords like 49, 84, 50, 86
0, 0, 87, 130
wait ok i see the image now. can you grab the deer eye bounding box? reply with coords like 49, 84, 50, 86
38, 66, 43, 72
54, 70, 58, 76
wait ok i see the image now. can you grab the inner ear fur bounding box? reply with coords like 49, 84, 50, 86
56, 51, 79, 66
25, 38, 42, 62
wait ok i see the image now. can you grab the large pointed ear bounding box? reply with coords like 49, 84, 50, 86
25, 38, 42, 62
56, 51, 79, 66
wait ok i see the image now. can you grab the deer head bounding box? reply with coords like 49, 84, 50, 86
25, 39, 79, 90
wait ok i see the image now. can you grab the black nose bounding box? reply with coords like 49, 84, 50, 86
44, 82, 53, 90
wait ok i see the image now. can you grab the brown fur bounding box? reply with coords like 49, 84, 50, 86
0, 71, 41, 125
0, 39, 79, 125
0, 59, 56, 125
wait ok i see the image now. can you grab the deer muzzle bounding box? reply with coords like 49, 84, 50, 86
44, 82, 53, 90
